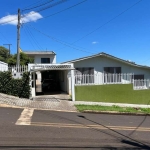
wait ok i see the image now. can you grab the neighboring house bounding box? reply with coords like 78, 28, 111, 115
63, 52, 150, 80
0, 61, 8, 71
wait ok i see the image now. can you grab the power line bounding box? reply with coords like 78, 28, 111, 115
34, 0, 67, 13
42, 0, 87, 19
25, 25, 43, 50
21, 0, 67, 20
21, 0, 50, 11
26, 24, 95, 54
23, 26, 38, 50
22, 0, 87, 22
73, 0, 143, 44
4, 0, 46, 15
0, 0, 67, 25
22, 0, 54, 12
0, 0, 86, 25
0, 31, 15, 49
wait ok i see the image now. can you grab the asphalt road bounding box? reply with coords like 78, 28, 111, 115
0, 107, 150, 149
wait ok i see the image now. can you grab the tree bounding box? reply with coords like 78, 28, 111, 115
7, 52, 34, 66
0, 46, 10, 63
0, 45, 34, 65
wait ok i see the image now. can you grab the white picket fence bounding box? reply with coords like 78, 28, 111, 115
133, 79, 150, 90
0, 65, 28, 79
9, 65, 28, 73
0, 65, 28, 73
75, 73, 134, 85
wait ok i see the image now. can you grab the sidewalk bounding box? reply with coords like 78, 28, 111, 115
73, 101, 150, 108
0, 93, 77, 112
1, 92, 150, 112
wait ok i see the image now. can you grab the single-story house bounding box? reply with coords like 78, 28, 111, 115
63, 52, 150, 80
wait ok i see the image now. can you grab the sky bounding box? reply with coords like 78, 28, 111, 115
0, 0, 150, 65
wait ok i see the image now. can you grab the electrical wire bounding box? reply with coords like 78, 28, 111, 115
26, 24, 95, 54
23, 26, 37, 50
41, 0, 87, 19
21, 0, 67, 20
73, 0, 143, 44
22, 0, 54, 12
27, 23, 99, 53
25, 25, 43, 50
0, 31, 15, 50
21, 0, 48, 10
0, 0, 85, 26
35, 0, 67, 13
0, 0, 67, 25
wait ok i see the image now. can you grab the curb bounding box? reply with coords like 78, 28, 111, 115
74, 101, 150, 108
81, 110, 150, 116
0, 103, 77, 113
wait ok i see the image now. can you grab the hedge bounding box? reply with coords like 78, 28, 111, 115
0, 71, 30, 98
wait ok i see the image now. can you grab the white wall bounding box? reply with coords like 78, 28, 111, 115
59, 70, 67, 92
0, 61, 8, 71
73, 56, 150, 79
34, 55, 56, 64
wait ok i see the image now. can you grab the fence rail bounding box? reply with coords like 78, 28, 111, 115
0, 65, 28, 73
133, 79, 150, 90
75, 73, 134, 85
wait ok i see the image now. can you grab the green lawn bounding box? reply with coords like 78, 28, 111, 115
75, 104, 150, 114
75, 84, 150, 104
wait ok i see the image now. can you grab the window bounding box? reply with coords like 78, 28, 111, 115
104, 67, 121, 74
104, 67, 121, 83
41, 58, 50, 63
75, 67, 94, 75
132, 74, 144, 80
75, 67, 94, 84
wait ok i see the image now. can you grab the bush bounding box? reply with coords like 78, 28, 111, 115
0, 71, 30, 98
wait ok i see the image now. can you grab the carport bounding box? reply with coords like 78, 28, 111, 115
28, 64, 75, 101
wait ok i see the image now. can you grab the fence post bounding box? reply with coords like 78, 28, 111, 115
71, 66, 75, 101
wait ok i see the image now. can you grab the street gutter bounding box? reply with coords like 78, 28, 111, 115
81, 110, 150, 116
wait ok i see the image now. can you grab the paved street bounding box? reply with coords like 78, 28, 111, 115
0, 107, 150, 149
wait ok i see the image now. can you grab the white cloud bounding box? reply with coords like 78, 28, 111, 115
92, 41, 98, 44
0, 11, 43, 25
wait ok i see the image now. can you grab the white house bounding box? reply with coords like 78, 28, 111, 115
23, 51, 150, 100
0, 51, 150, 100
63, 52, 150, 80
24, 51, 75, 100
25, 51, 56, 64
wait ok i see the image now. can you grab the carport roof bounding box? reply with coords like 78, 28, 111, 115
29, 64, 74, 72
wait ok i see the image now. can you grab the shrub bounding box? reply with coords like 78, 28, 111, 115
0, 71, 30, 98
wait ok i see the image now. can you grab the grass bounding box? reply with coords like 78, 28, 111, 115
75, 104, 150, 114
75, 84, 150, 104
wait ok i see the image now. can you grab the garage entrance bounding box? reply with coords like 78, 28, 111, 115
36, 70, 67, 95
29, 64, 75, 101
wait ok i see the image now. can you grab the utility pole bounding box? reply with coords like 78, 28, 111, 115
3, 44, 12, 56
17, 9, 21, 66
